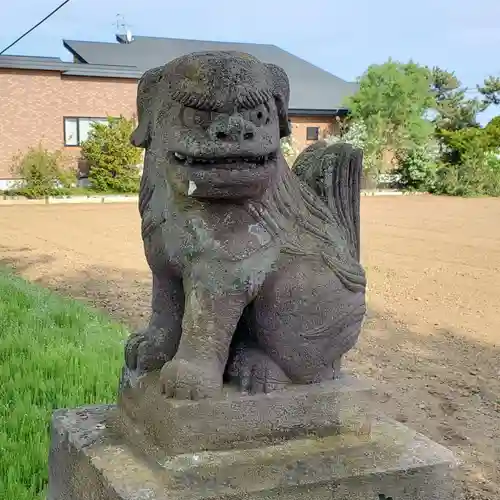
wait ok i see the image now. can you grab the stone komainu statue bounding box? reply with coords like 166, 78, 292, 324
122, 50, 367, 399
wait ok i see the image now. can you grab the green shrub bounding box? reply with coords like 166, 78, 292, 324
484, 115, 500, 143
433, 116, 500, 196
432, 152, 500, 197
81, 116, 143, 193
394, 143, 438, 191
9, 144, 75, 199
438, 126, 486, 165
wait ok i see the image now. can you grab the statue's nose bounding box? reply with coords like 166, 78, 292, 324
209, 114, 255, 142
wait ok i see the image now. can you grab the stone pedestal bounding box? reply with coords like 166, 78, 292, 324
48, 374, 460, 500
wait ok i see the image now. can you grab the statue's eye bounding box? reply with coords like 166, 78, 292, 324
182, 107, 212, 128
248, 104, 270, 127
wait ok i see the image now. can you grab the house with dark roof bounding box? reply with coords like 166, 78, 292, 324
0, 34, 358, 187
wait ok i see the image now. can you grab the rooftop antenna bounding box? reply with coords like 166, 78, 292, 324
115, 13, 133, 43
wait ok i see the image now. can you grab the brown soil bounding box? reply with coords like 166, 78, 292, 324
1, 195, 499, 498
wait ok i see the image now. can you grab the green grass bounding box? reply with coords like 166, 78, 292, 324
0, 268, 128, 499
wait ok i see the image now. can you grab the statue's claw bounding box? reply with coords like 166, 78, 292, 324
227, 346, 290, 395
124, 328, 168, 374
159, 358, 222, 400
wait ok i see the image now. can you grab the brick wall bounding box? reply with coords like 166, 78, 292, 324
289, 115, 340, 151
0, 68, 137, 181
0, 68, 341, 182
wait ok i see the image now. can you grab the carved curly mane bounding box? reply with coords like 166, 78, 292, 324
138, 147, 365, 295
250, 157, 366, 294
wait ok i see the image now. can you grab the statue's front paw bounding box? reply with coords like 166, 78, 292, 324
159, 359, 222, 400
124, 329, 168, 374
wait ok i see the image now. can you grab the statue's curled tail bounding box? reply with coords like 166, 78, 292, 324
293, 141, 363, 262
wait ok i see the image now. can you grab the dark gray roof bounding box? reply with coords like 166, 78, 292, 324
63, 36, 357, 111
0, 54, 142, 78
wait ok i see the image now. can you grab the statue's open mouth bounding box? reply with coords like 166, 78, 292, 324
171, 152, 277, 170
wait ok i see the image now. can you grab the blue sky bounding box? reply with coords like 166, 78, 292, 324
2, 0, 499, 123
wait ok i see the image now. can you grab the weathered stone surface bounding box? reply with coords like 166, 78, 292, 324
48, 404, 460, 500
48, 405, 165, 500
46, 51, 460, 500
113, 372, 375, 458
122, 50, 367, 401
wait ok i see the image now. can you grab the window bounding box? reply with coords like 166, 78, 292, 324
64, 117, 108, 146
306, 126, 320, 141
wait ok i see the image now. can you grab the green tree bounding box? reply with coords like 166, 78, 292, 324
484, 115, 500, 144
437, 105, 500, 166
81, 116, 142, 193
429, 67, 483, 132
425, 68, 500, 196
478, 75, 500, 106
433, 116, 500, 196
344, 60, 500, 196
345, 59, 435, 174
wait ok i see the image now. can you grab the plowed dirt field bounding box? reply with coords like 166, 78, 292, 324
1, 195, 499, 498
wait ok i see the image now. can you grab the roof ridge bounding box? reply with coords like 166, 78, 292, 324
129, 35, 277, 48
64, 36, 277, 49
63, 38, 116, 46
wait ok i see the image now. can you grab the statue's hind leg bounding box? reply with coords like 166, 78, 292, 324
250, 255, 365, 387
224, 310, 291, 394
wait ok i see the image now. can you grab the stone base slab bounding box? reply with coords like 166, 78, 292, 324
114, 372, 375, 459
48, 404, 460, 500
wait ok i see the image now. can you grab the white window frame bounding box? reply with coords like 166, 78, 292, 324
63, 117, 109, 146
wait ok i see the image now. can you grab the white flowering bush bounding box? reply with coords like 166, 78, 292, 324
280, 135, 300, 167
324, 120, 382, 173
394, 141, 439, 191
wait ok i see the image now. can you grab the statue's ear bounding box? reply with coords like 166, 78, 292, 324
130, 119, 150, 148
266, 63, 291, 139
130, 67, 164, 148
